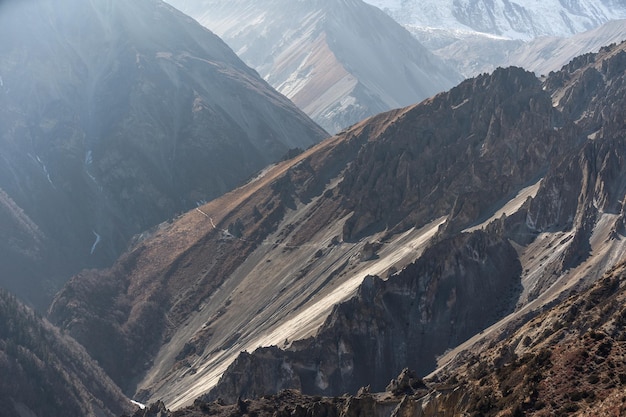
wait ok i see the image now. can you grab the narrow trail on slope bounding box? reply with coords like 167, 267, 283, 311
195, 207, 322, 249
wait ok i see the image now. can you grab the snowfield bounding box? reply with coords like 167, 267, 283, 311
363, 0, 626, 40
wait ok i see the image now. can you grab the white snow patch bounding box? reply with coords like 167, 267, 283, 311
363, 0, 626, 40
451, 98, 469, 110
131, 400, 146, 410
464, 179, 543, 233
33, 155, 55, 187
90, 230, 101, 255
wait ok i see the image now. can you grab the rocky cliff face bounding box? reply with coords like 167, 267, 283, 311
0, 0, 326, 308
0, 288, 132, 417
128, 260, 626, 417
180, 41, 626, 404
339, 66, 569, 240
428, 260, 626, 416
206, 230, 522, 402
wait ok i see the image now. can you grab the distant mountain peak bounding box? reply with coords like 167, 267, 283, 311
166, 0, 461, 133
364, 0, 626, 40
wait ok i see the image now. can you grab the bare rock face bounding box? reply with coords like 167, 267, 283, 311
206, 230, 521, 401
385, 369, 426, 396
0, 0, 326, 308
339, 66, 570, 241
188, 42, 626, 405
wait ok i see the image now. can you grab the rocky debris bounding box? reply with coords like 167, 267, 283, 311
359, 241, 382, 261
385, 369, 426, 396
206, 230, 522, 401
428, 261, 626, 416
126, 390, 348, 417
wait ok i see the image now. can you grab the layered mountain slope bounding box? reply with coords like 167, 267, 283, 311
50, 57, 588, 408
435, 19, 626, 78
0, 288, 133, 417
165, 0, 461, 134
0, 0, 326, 307
204, 41, 626, 404
504, 19, 626, 76
126, 259, 626, 417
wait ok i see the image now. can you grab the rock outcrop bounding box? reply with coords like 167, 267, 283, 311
206, 230, 522, 401
127, 259, 626, 417
339, 66, 572, 240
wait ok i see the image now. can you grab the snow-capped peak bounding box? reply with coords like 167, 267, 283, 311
364, 0, 626, 40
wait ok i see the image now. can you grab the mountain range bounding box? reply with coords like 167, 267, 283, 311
0, 0, 326, 308
365, 0, 626, 40
49, 34, 626, 414
362, 1, 626, 78
2, 0, 626, 415
165, 0, 462, 133
504, 19, 626, 76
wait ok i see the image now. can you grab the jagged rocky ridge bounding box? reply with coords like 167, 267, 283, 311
0, 0, 326, 308
50, 41, 626, 409
199, 42, 626, 402
0, 288, 132, 417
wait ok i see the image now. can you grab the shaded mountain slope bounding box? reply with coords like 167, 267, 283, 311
165, 0, 461, 133
48, 52, 599, 408
189, 42, 626, 403
0, 288, 133, 417
0, 0, 326, 308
